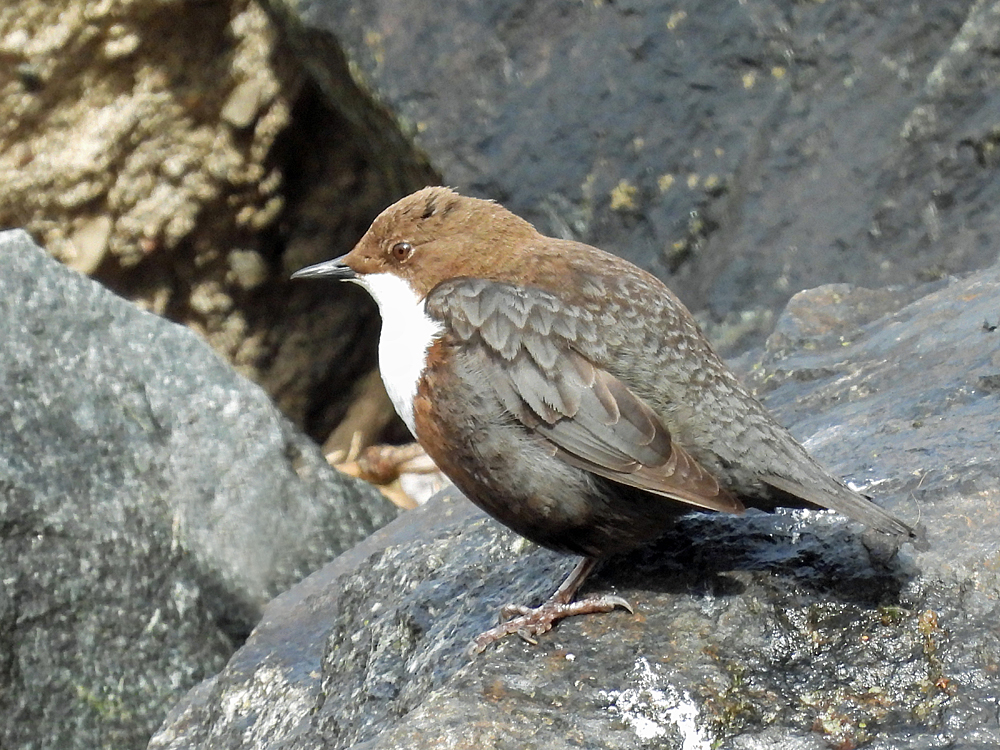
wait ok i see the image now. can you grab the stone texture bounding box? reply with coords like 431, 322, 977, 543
152, 261, 1000, 748
0, 0, 289, 272
262, 0, 1000, 353
0, 0, 432, 446
0, 230, 397, 750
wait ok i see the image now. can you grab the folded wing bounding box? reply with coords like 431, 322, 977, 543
426, 278, 744, 515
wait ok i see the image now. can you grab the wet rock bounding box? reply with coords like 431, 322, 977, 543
0, 230, 397, 750
152, 262, 1000, 747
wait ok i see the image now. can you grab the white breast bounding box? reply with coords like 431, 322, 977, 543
354, 273, 443, 436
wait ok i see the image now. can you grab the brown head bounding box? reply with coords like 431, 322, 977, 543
292, 186, 539, 298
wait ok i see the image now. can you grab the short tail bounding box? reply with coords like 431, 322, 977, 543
762, 473, 920, 541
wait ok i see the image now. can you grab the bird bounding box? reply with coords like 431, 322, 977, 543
292, 186, 915, 653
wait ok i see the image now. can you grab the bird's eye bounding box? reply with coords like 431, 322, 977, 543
390, 241, 414, 261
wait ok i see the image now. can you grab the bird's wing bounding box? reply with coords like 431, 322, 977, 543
426, 278, 744, 514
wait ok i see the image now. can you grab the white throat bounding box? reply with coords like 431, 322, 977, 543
354, 273, 443, 436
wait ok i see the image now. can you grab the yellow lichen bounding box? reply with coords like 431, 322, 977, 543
609, 179, 638, 210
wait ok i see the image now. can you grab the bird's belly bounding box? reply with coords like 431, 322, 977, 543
413, 344, 686, 557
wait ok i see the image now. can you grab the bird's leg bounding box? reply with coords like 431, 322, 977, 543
469, 557, 633, 654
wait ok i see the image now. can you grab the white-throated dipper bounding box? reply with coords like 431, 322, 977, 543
293, 186, 915, 653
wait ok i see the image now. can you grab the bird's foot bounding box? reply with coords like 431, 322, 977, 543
469, 594, 633, 655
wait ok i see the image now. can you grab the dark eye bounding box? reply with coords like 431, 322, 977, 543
390, 241, 414, 261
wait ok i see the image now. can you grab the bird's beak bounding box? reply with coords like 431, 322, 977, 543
290, 255, 358, 281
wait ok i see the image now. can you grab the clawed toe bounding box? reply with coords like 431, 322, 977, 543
499, 603, 533, 621
470, 593, 633, 655
603, 595, 634, 614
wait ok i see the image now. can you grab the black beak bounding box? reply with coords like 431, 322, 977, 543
290, 256, 357, 281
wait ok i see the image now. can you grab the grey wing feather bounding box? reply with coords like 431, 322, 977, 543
427, 279, 743, 514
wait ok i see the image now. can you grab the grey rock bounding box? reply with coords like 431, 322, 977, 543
152, 261, 1000, 748
262, 0, 1000, 352
0, 230, 397, 750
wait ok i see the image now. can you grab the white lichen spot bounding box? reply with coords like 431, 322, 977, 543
602, 658, 712, 749
218, 665, 313, 743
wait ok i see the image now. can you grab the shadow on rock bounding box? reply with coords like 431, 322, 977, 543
600, 509, 916, 608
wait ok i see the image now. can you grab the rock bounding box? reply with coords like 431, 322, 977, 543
0, 0, 290, 271
261, 0, 1000, 352
151, 261, 1000, 748
0, 230, 397, 750
0, 0, 423, 447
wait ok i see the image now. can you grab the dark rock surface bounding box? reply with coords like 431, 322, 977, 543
0, 230, 397, 750
151, 262, 1000, 748
262, 0, 1000, 352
